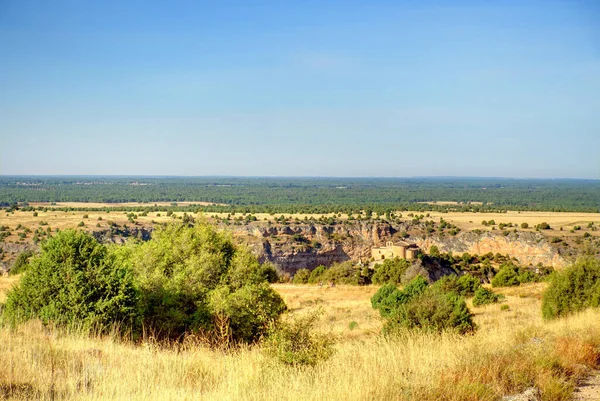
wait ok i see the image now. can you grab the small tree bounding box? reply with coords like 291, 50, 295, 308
542, 257, 600, 319
3, 230, 140, 332
472, 287, 501, 306
293, 268, 310, 284
491, 264, 520, 287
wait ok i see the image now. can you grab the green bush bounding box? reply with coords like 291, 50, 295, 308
372, 276, 476, 335
307, 265, 326, 284
320, 261, 359, 285
264, 311, 335, 366
3, 230, 140, 332
371, 258, 411, 285
491, 263, 521, 287
293, 268, 310, 284
472, 287, 500, 306
8, 250, 34, 275
126, 221, 285, 343
3, 222, 286, 345
542, 257, 600, 320
382, 285, 476, 335
432, 274, 481, 297
518, 270, 537, 284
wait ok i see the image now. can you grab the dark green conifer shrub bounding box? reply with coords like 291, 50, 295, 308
372, 276, 476, 335
491, 263, 521, 287
472, 287, 501, 306
3, 230, 140, 332
542, 257, 600, 319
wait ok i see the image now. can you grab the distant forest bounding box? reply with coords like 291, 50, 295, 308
1, 176, 599, 213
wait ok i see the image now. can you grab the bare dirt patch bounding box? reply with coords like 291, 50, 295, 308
574, 371, 600, 401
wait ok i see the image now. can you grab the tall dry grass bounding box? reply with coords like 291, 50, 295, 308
1, 282, 599, 400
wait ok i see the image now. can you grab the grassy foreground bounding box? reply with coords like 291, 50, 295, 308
1, 281, 599, 400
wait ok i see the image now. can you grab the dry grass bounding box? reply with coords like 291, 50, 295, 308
0, 275, 17, 303
1, 278, 599, 400
422, 211, 600, 237
273, 284, 381, 340
2, 209, 598, 249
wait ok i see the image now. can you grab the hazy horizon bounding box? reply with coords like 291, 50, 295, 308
1, 1, 599, 179
1, 174, 599, 182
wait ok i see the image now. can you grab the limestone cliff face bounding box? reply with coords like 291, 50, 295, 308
1, 221, 565, 275
414, 232, 566, 268
225, 222, 389, 274
224, 222, 566, 273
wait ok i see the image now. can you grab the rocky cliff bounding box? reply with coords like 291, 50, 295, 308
1, 221, 567, 275
223, 221, 566, 274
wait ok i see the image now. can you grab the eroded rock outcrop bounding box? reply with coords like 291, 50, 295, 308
225, 222, 566, 274
415, 231, 565, 268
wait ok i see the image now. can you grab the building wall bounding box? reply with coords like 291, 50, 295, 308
371, 243, 419, 261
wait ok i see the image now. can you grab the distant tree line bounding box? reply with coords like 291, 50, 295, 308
1, 176, 599, 213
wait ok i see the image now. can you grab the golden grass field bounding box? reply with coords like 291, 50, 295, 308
1, 277, 599, 401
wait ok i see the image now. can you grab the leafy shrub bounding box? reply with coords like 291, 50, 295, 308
264, 311, 335, 366
371, 283, 400, 313
8, 250, 34, 275
126, 221, 285, 343
432, 274, 481, 297
3, 222, 286, 345
293, 268, 310, 284
372, 276, 476, 335
542, 257, 600, 320
491, 264, 521, 287
320, 261, 359, 285
371, 258, 411, 285
307, 265, 326, 284
472, 287, 501, 306
3, 230, 140, 332
518, 270, 537, 284
382, 286, 476, 335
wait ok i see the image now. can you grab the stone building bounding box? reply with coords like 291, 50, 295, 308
371, 240, 420, 261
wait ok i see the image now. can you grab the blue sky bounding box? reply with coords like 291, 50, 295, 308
1, 0, 598, 178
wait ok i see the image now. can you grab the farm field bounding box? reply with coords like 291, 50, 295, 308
1, 277, 599, 400
1, 208, 598, 246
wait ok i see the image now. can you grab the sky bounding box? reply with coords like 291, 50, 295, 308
0, 0, 599, 178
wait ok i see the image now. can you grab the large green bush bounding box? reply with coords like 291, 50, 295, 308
123, 221, 284, 343
385, 287, 476, 335
320, 261, 359, 285
491, 263, 521, 287
307, 265, 326, 284
3, 222, 286, 345
491, 262, 550, 287
372, 276, 476, 335
3, 230, 140, 332
432, 274, 481, 297
542, 257, 600, 319
292, 268, 310, 284
472, 287, 501, 306
371, 258, 411, 285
